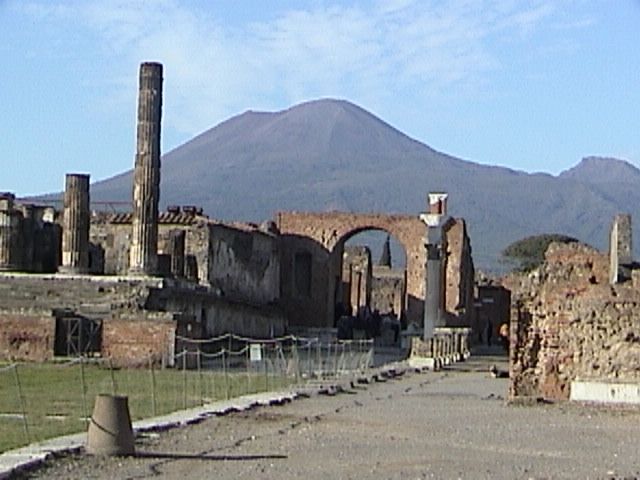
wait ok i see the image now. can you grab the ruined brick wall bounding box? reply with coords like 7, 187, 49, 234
207, 224, 279, 304
0, 311, 55, 361
0, 198, 60, 273
102, 316, 175, 366
343, 246, 372, 313
371, 266, 405, 316
90, 213, 211, 280
155, 286, 286, 338
277, 211, 474, 329
506, 242, 640, 401
444, 219, 475, 326
277, 212, 426, 327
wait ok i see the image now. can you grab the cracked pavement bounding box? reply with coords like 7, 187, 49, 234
16, 355, 640, 480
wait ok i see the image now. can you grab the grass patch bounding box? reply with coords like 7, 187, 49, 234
0, 360, 293, 453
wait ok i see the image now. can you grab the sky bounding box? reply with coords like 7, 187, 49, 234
2, 0, 639, 197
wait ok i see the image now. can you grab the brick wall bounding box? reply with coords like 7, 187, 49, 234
507, 242, 640, 401
0, 312, 55, 361
102, 317, 175, 366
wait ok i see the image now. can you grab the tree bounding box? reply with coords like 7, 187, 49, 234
501, 234, 579, 272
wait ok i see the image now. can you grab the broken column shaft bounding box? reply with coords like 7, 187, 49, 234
0, 193, 19, 271
609, 213, 632, 284
169, 229, 186, 278
61, 174, 90, 273
129, 62, 163, 275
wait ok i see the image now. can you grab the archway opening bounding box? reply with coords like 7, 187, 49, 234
333, 229, 408, 344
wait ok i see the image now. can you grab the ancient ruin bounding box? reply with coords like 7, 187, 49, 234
61, 174, 90, 274
130, 62, 163, 276
506, 213, 640, 403
0, 62, 476, 368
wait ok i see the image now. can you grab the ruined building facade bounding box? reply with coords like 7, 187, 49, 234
0, 62, 476, 365
507, 214, 640, 402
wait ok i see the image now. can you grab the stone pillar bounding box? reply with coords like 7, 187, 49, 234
609, 213, 632, 284
420, 193, 449, 340
169, 229, 186, 278
424, 243, 442, 338
20, 204, 35, 272
129, 62, 163, 275
61, 174, 90, 273
0, 193, 20, 271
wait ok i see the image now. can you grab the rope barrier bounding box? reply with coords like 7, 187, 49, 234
0, 363, 17, 372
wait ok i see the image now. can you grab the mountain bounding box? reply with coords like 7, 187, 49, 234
87, 99, 637, 271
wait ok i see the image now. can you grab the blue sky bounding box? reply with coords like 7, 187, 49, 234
2, 0, 639, 197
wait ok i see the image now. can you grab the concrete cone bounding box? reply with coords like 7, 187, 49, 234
87, 394, 135, 456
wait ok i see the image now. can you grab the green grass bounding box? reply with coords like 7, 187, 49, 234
0, 360, 294, 453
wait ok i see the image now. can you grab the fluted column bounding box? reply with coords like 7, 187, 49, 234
129, 62, 163, 275
0, 193, 19, 271
61, 174, 90, 273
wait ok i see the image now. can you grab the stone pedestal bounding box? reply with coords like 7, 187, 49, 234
87, 394, 135, 456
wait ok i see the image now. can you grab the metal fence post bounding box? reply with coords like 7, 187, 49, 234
13, 364, 30, 444
223, 349, 230, 400
246, 347, 251, 395
150, 356, 157, 416
197, 347, 203, 406
182, 349, 187, 409
79, 356, 89, 429
108, 357, 117, 395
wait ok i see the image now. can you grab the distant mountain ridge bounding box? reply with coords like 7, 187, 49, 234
84, 99, 639, 271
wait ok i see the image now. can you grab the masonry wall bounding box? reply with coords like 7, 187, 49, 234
207, 224, 279, 304
278, 212, 475, 329
0, 311, 55, 361
444, 219, 475, 326
90, 215, 209, 281
279, 234, 331, 328
371, 266, 405, 316
102, 317, 176, 366
506, 242, 640, 401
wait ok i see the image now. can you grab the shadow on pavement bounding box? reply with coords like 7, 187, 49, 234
135, 452, 287, 461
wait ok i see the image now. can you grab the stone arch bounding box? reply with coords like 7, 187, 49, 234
277, 212, 426, 328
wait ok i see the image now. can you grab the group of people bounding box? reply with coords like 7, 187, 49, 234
335, 303, 400, 342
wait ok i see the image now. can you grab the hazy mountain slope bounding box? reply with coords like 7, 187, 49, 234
88, 99, 638, 271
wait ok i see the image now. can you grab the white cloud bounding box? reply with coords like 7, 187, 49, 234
16, 0, 562, 137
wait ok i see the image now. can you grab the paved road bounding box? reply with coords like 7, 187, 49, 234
18, 354, 640, 479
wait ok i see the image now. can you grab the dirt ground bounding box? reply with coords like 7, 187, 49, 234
16, 354, 640, 480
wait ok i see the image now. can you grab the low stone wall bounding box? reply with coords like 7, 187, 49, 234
409, 328, 471, 367
102, 317, 176, 366
0, 311, 55, 361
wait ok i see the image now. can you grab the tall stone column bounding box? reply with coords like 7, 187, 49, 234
61, 174, 90, 273
424, 242, 442, 338
129, 62, 163, 275
0, 193, 19, 271
419, 193, 449, 340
